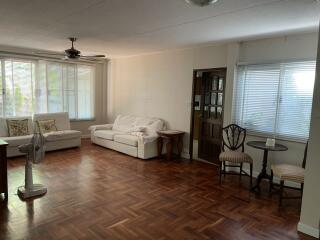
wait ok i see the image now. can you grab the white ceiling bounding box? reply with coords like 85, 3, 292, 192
0, 0, 319, 58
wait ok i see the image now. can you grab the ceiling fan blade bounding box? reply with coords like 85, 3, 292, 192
79, 57, 102, 62
33, 51, 65, 56
81, 54, 106, 58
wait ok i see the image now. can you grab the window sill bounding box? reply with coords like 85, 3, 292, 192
70, 118, 96, 122
246, 131, 308, 144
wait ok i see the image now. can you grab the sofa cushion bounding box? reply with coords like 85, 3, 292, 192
94, 130, 123, 140
112, 115, 136, 132
33, 112, 70, 131
7, 119, 30, 137
1, 135, 33, 147
145, 119, 164, 136
114, 134, 138, 147
0, 116, 33, 137
37, 119, 58, 134
112, 115, 165, 135
44, 130, 81, 142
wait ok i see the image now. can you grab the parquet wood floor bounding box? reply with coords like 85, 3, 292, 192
0, 139, 315, 240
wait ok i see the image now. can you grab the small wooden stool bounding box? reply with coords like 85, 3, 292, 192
157, 130, 185, 161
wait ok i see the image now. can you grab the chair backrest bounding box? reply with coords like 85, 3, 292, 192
302, 141, 309, 169
222, 124, 246, 152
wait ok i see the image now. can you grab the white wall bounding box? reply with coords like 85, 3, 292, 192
109, 44, 228, 157
298, 28, 320, 239
239, 32, 318, 64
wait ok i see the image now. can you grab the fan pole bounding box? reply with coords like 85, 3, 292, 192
25, 155, 34, 190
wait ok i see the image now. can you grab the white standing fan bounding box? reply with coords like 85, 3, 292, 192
17, 132, 47, 199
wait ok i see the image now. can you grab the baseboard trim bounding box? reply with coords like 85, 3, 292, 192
298, 222, 319, 239
193, 158, 216, 165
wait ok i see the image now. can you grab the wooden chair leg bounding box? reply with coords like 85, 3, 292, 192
269, 170, 274, 193
239, 163, 243, 181
223, 161, 226, 177
219, 161, 222, 184
250, 163, 253, 188
279, 180, 284, 207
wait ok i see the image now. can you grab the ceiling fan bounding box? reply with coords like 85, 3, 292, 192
35, 37, 106, 60
185, 0, 218, 7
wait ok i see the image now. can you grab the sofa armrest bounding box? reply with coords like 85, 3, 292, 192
89, 124, 113, 131
137, 135, 159, 159
138, 135, 158, 144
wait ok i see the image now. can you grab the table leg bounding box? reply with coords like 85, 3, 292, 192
166, 138, 173, 161
251, 149, 269, 192
177, 135, 183, 159
157, 137, 163, 159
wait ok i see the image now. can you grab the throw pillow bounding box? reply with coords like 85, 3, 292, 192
6, 119, 29, 137
127, 126, 146, 133
37, 119, 58, 134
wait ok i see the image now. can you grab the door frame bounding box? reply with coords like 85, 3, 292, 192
189, 67, 227, 162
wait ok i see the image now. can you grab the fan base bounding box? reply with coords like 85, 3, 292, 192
17, 184, 47, 199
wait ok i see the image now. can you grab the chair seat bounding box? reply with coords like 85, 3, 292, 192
219, 151, 253, 164
271, 164, 304, 183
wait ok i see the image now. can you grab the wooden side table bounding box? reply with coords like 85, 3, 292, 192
0, 139, 8, 201
247, 141, 288, 193
157, 130, 185, 161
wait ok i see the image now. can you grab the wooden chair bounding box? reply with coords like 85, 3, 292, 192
270, 142, 308, 207
219, 124, 253, 187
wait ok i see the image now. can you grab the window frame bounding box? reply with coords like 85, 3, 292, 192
0, 56, 97, 121
232, 59, 316, 143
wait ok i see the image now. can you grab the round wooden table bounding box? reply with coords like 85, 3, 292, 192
247, 141, 288, 192
157, 130, 185, 161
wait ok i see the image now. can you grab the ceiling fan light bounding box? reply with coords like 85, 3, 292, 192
185, 0, 219, 7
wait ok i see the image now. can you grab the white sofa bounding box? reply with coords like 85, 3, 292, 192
90, 115, 165, 159
0, 112, 81, 157
33, 112, 81, 152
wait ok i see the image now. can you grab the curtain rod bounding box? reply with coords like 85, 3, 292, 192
237, 57, 316, 66
0, 50, 106, 65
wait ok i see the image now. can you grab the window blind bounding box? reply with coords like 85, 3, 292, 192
0, 58, 95, 120
233, 61, 316, 141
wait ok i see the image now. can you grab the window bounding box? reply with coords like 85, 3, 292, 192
0, 58, 95, 120
233, 61, 316, 141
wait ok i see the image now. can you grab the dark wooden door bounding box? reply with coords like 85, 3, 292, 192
198, 68, 226, 164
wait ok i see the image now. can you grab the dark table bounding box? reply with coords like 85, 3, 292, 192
247, 141, 288, 192
0, 139, 8, 201
157, 130, 185, 161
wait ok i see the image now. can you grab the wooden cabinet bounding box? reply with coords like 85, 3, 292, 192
0, 139, 8, 201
